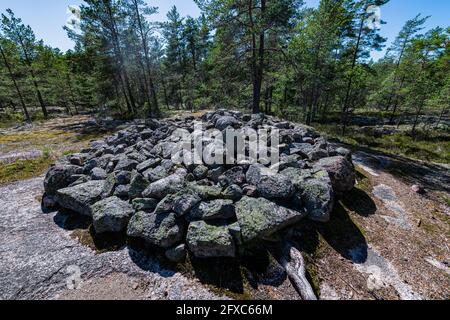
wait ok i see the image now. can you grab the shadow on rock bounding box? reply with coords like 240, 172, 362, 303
346, 143, 450, 193
340, 188, 377, 217
127, 239, 176, 278
188, 256, 246, 296
53, 210, 91, 230
241, 244, 287, 289
317, 202, 368, 263
52, 118, 125, 141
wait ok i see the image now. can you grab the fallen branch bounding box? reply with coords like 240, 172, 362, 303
279, 242, 318, 300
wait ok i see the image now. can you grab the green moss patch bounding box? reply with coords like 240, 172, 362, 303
0, 156, 56, 184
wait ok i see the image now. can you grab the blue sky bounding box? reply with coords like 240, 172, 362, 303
0, 0, 448, 60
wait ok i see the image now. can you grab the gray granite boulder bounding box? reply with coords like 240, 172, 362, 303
91, 196, 134, 233
56, 180, 105, 216
142, 169, 187, 199
235, 196, 306, 242
315, 156, 355, 192
127, 211, 184, 248
44, 164, 83, 195
189, 199, 235, 221
186, 221, 236, 258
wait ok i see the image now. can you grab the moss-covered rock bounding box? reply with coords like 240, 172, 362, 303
127, 211, 184, 248
235, 196, 307, 243
189, 199, 235, 221
186, 221, 236, 258
56, 180, 105, 216
91, 196, 134, 233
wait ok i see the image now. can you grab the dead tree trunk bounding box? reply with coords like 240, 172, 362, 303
279, 242, 317, 300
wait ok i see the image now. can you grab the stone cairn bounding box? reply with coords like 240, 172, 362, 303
43, 110, 356, 264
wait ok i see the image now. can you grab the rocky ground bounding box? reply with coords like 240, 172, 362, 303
0, 112, 448, 300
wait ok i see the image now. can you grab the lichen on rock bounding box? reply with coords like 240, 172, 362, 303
45, 109, 355, 259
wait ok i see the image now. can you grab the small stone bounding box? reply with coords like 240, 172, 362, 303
114, 184, 130, 199
207, 167, 225, 183
215, 116, 240, 131
115, 171, 132, 185
242, 185, 258, 197
246, 164, 294, 199
315, 156, 355, 192
221, 184, 243, 201
193, 165, 209, 180
411, 184, 425, 194
218, 167, 246, 187
42, 195, 57, 209
136, 158, 162, 173
91, 167, 107, 180
142, 170, 187, 199
44, 164, 83, 195
144, 165, 168, 182
172, 191, 202, 216
69, 154, 85, 166
188, 183, 222, 200
115, 156, 138, 172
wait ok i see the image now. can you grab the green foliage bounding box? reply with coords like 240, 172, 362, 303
0, 3, 447, 163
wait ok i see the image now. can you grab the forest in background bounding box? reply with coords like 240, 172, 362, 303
0, 0, 449, 161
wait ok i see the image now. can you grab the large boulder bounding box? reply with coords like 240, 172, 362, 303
186, 221, 236, 258
315, 156, 355, 192
44, 165, 83, 195
246, 164, 294, 199
56, 180, 105, 216
127, 211, 184, 248
235, 196, 307, 242
91, 196, 134, 233
142, 169, 187, 199
171, 190, 202, 216
189, 200, 235, 221
215, 116, 240, 131
282, 169, 334, 222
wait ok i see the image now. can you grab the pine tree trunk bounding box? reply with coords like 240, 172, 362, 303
249, 0, 265, 114
0, 44, 31, 122
16, 35, 48, 119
